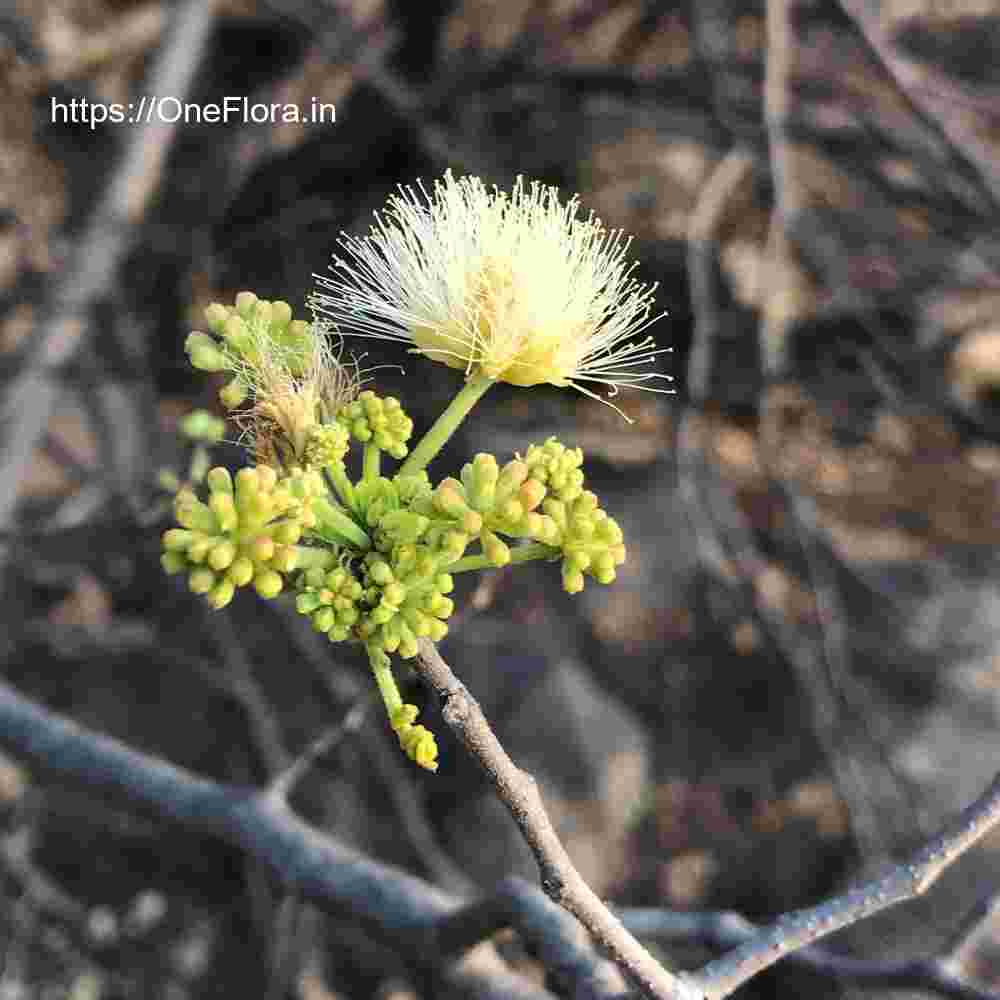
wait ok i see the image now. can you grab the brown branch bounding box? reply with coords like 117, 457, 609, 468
414, 637, 699, 1000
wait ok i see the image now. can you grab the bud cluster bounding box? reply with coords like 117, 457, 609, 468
355, 549, 454, 659
166, 291, 634, 771
338, 390, 413, 459
295, 564, 364, 641
161, 466, 308, 609
185, 292, 316, 411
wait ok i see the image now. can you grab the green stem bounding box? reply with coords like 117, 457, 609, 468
312, 497, 372, 550
397, 373, 494, 478
363, 443, 381, 483
369, 654, 403, 719
448, 541, 559, 574
324, 462, 357, 513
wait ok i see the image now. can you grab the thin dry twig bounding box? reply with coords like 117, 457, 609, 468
684, 769, 1000, 999
414, 637, 698, 1000
620, 906, 994, 1000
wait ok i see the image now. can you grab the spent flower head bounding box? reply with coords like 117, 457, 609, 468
310, 170, 672, 411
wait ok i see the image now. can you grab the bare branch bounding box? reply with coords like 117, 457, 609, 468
684, 772, 1000, 999
414, 637, 698, 1000
265, 697, 370, 804
620, 907, 994, 1000
435, 876, 632, 1000
0, 675, 557, 1000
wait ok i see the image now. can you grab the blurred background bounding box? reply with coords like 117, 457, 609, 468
3, 0, 1000, 997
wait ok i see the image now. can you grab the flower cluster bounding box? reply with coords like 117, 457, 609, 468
164, 168, 667, 772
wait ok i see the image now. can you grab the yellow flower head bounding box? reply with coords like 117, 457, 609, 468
310, 171, 672, 409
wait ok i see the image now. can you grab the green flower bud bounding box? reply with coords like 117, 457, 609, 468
207, 579, 235, 610
204, 303, 230, 333
234, 290, 258, 317
270, 300, 293, 330
219, 377, 248, 409
189, 568, 215, 594
461, 453, 499, 510
253, 569, 283, 598
481, 529, 510, 567
161, 551, 186, 574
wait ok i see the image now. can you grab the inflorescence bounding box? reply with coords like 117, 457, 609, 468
167, 294, 633, 771
165, 166, 670, 773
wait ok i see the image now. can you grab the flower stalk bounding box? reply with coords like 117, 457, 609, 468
397, 373, 494, 478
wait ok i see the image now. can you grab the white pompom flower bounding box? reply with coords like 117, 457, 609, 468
310, 171, 672, 413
